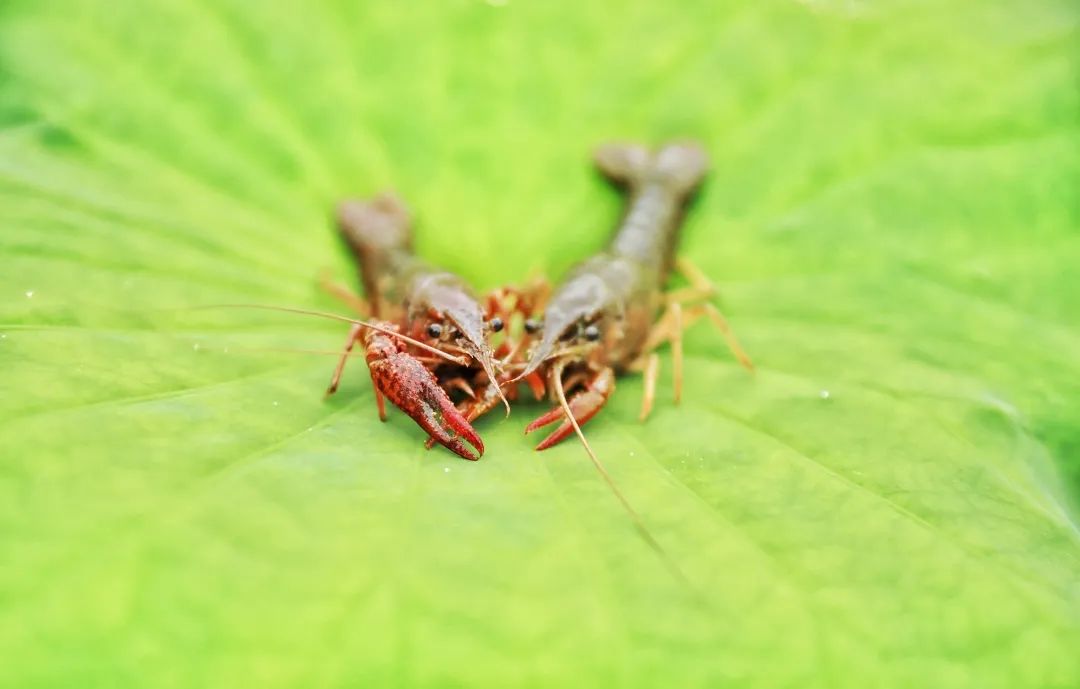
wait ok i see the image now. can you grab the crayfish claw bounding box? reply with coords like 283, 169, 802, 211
369, 352, 484, 461
524, 405, 566, 434
415, 391, 484, 461
526, 368, 615, 451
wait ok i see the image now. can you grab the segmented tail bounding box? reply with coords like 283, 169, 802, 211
336, 192, 415, 317
593, 141, 709, 197
336, 192, 413, 256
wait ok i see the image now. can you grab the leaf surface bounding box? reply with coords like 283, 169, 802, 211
1, 0, 1078, 687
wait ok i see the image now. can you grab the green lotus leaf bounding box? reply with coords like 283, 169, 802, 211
1, 0, 1078, 687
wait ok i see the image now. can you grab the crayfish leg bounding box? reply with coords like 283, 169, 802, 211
371, 379, 387, 422
325, 323, 364, 398
318, 270, 370, 316
667, 256, 754, 371
638, 352, 660, 422
633, 262, 753, 418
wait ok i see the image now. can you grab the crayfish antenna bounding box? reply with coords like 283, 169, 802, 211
197, 304, 466, 364
550, 362, 693, 590
472, 344, 512, 418
222, 345, 366, 358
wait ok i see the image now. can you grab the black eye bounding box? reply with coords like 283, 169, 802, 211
488, 317, 503, 333
426, 323, 443, 338
583, 324, 601, 341
524, 318, 541, 334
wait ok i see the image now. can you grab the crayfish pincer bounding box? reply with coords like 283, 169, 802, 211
360, 320, 485, 460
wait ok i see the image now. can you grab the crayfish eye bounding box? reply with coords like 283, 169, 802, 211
524, 318, 541, 334
488, 317, 504, 333
583, 324, 601, 341
426, 323, 443, 338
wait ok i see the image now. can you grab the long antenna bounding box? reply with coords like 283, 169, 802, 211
196, 304, 466, 364
550, 361, 693, 590
225, 345, 365, 357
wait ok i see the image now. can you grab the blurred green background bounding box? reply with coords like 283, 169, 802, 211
1, 0, 1078, 687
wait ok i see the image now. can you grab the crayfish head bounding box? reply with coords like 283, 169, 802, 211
513, 266, 627, 385
410, 276, 509, 414
514, 312, 611, 385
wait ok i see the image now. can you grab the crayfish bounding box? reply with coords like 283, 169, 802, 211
313, 142, 751, 465
318, 192, 530, 461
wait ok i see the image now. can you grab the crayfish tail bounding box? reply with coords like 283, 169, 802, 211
593, 141, 709, 197
654, 142, 709, 196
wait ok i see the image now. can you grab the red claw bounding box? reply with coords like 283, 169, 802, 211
526, 368, 615, 451
368, 351, 484, 460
